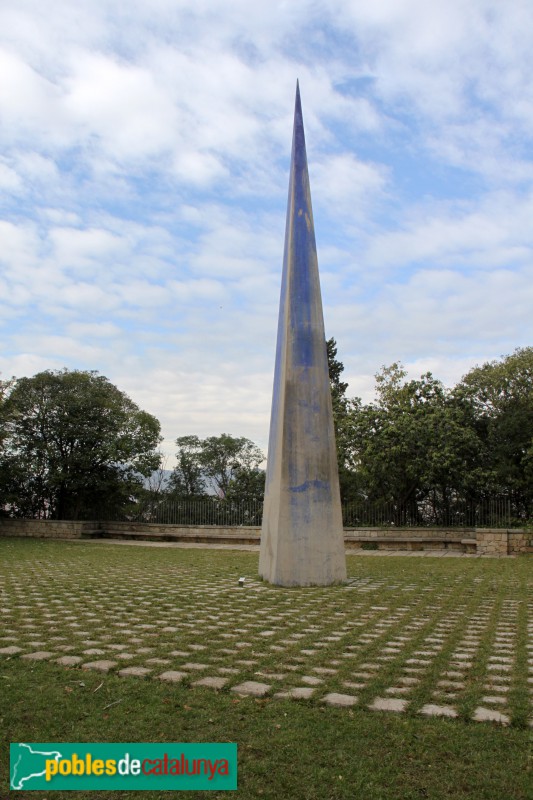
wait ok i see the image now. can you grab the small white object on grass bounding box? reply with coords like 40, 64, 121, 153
238, 577, 245, 587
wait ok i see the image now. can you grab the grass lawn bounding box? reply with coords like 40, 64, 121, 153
1, 538, 531, 799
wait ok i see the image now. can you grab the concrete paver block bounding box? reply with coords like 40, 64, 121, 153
419, 704, 458, 718
158, 671, 188, 683
21, 651, 54, 661
192, 676, 228, 689
56, 655, 83, 666
118, 666, 152, 678
473, 707, 510, 725
301, 675, 323, 686
369, 697, 408, 713
230, 681, 271, 697
81, 660, 118, 672
322, 692, 358, 707
275, 687, 315, 699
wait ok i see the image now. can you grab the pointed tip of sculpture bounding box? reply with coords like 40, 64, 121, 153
293, 80, 303, 138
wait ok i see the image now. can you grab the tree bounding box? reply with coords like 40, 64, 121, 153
199, 434, 264, 498
1, 369, 161, 519
327, 337, 349, 410
225, 464, 265, 504
0, 375, 14, 450
458, 347, 533, 518
343, 364, 485, 523
326, 337, 361, 503
134, 453, 172, 518
0, 375, 15, 511
169, 433, 264, 500
168, 436, 207, 498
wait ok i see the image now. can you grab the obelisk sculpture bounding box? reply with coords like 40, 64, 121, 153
259, 83, 347, 586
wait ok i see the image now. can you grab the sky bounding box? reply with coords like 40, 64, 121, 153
1, 0, 533, 466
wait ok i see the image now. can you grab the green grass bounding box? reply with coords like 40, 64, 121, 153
0, 538, 532, 799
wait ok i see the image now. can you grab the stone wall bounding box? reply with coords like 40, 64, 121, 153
343, 527, 474, 552
102, 521, 260, 543
0, 518, 530, 554
475, 529, 531, 556
508, 530, 531, 554
0, 519, 261, 544
344, 527, 472, 540
0, 518, 99, 539
475, 529, 508, 556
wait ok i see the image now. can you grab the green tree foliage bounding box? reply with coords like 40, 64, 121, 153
168, 435, 207, 498
0, 375, 14, 447
0, 376, 14, 509
458, 347, 533, 517
336, 348, 533, 524
327, 337, 349, 410
170, 433, 264, 501
326, 338, 361, 503
224, 463, 265, 504
1, 369, 161, 519
344, 365, 485, 522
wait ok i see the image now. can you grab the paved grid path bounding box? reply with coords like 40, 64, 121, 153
0, 546, 531, 727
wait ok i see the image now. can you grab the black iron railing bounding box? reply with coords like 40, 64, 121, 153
87, 497, 525, 528
4, 495, 529, 527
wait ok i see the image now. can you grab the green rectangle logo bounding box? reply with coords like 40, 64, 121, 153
10, 742, 237, 791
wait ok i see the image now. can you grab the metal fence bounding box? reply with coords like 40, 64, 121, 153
93, 496, 526, 528
341, 498, 515, 528
105, 498, 265, 527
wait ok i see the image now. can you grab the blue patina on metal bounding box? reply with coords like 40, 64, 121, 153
288, 479, 329, 494
258, 83, 347, 587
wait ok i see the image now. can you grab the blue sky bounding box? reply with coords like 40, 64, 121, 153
1, 0, 532, 465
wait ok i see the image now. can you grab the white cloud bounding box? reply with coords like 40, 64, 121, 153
0, 220, 41, 271
66, 321, 122, 338
0, 48, 70, 146
0, 0, 532, 463
364, 191, 533, 271
49, 226, 129, 271
313, 153, 389, 218
10, 325, 111, 358
63, 51, 181, 160
168, 278, 227, 303
0, 353, 64, 379
0, 161, 22, 192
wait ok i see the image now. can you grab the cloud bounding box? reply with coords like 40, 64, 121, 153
66, 321, 122, 338
313, 152, 389, 220
1, 0, 532, 466
364, 191, 533, 271
49, 226, 129, 272
0, 161, 22, 192
63, 51, 181, 160
116, 359, 273, 460
10, 334, 107, 364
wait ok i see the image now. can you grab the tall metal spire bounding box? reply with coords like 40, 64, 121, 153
259, 83, 347, 586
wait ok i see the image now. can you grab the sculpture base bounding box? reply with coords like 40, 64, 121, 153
259, 516, 347, 587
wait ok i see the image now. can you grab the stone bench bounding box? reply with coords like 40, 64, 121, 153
83, 529, 476, 552
80, 529, 104, 539
344, 536, 469, 552
95, 528, 261, 546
